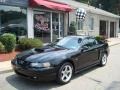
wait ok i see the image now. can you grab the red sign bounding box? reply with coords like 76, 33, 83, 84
34, 14, 49, 31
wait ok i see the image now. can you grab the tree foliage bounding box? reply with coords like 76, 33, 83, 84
76, 0, 120, 15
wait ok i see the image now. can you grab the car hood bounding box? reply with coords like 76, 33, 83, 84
16, 46, 78, 63
25, 49, 76, 62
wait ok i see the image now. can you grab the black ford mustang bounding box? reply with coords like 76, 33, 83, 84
11, 36, 109, 84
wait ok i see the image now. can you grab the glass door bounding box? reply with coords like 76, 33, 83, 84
34, 11, 51, 43
60, 13, 64, 37
52, 12, 59, 42
52, 13, 64, 42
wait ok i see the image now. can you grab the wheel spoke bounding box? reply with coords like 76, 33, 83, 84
61, 71, 65, 74
102, 54, 107, 65
67, 72, 70, 76
67, 69, 72, 73
62, 74, 67, 81
65, 66, 68, 72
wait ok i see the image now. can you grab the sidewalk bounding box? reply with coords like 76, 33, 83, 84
0, 61, 12, 74
107, 38, 120, 46
1, 37, 120, 74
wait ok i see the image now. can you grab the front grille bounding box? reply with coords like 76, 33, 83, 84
16, 54, 33, 67
17, 60, 30, 66
16, 58, 30, 68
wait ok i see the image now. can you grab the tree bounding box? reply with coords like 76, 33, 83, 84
75, 0, 120, 15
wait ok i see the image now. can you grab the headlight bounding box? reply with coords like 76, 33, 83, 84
30, 62, 51, 68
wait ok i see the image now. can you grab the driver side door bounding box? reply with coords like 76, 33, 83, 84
77, 38, 99, 70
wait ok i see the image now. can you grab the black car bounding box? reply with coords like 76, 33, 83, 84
11, 36, 109, 84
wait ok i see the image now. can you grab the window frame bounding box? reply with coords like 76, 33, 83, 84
89, 17, 94, 30
77, 20, 84, 30
81, 37, 98, 49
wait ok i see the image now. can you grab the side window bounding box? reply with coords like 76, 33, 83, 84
88, 38, 98, 47
81, 39, 89, 46
81, 39, 90, 49
81, 38, 98, 50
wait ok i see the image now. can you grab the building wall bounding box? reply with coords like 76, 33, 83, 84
69, 10, 119, 38
97, 14, 119, 38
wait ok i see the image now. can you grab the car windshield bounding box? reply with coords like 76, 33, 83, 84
55, 37, 82, 49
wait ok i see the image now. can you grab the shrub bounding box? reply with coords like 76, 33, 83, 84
95, 36, 106, 41
95, 36, 107, 43
69, 21, 77, 35
0, 33, 16, 52
0, 42, 5, 53
17, 38, 43, 51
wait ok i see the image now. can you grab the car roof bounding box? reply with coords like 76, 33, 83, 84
66, 35, 93, 39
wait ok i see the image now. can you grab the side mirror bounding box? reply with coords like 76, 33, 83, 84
81, 46, 89, 52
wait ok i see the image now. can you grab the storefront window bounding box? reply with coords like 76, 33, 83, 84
34, 11, 64, 43
0, 5, 27, 39
34, 12, 51, 43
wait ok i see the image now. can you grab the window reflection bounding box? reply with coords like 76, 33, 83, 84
34, 12, 51, 43
34, 12, 64, 43
0, 5, 27, 40
60, 14, 64, 37
52, 13, 59, 41
52, 13, 64, 41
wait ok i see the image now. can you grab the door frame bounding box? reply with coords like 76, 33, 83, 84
110, 22, 116, 37
99, 20, 108, 37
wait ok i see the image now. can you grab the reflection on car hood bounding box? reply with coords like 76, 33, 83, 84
25, 49, 76, 62
16, 46, 78, 63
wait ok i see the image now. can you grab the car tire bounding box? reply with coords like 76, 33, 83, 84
99, 53, 107, 66
56, 62, 73, 84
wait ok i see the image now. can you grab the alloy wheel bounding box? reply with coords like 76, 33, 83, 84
57, 62, 73, 84
61, 65, 73, 82
101, 54, 107, 66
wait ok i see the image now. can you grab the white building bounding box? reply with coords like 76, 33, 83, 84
0, 0, 72, 43
0, 0, 120, 43
53, 0, 120, 38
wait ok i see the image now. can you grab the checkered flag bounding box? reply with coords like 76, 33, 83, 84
76, 8, 86, 21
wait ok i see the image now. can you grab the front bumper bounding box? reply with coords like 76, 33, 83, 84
11, 61, 57, 81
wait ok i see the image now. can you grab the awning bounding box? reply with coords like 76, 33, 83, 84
29, 0, 73, 12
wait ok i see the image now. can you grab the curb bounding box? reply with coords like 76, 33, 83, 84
0, 61, 13, 74
109, 43, 120, 47
0, 69, 13, 74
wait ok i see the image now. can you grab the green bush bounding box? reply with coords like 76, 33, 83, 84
17, 38, 43, 51
0, 33, 16, 52
0, 42, 5, 53
69, 21, 77, 35
95, 36, 106, 41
